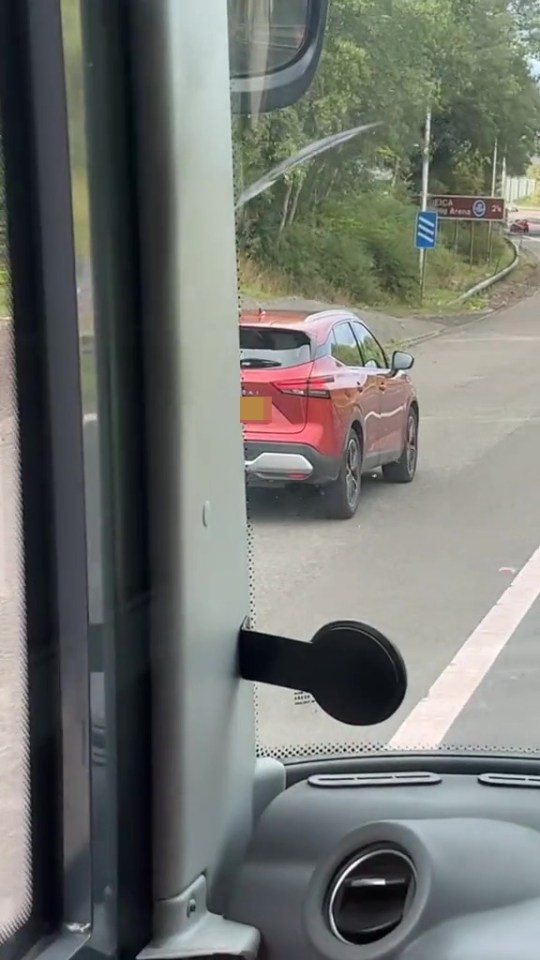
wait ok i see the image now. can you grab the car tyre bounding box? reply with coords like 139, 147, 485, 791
323, 429, 362, 520
382, 407, 418, 483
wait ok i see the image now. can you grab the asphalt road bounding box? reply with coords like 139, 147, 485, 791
509, 205, 540, 240
250, 282, 540, 760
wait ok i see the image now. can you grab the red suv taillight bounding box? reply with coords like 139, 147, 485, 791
275, 375, 334, 398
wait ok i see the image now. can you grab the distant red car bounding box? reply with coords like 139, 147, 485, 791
510, 219, 529, 234
240, 309, 419, 519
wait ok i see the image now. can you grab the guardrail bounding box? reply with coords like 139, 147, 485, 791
449, 237, 520, 305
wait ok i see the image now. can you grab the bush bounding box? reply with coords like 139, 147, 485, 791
429, 245, 461, 286
240, 187, 506, 308
250, 189, 423, 305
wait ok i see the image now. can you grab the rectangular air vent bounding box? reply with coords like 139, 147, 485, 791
478, 773, 540, 789
308, 772, 441, 788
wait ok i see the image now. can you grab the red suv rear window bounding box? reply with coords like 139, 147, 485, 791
240, 327, 313, 369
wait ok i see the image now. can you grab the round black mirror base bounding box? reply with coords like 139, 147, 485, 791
238, 619, 407, 726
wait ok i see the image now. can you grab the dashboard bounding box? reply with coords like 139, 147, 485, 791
226, 769, 540, 959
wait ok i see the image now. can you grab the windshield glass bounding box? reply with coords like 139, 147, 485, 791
232, 0, 540, 761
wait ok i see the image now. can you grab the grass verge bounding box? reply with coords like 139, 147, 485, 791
239, 236, 516, 318
514, 193, 540, 209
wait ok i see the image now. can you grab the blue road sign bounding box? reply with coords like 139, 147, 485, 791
415, 210, 438, 249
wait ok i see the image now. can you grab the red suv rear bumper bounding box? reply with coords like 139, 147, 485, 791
244, 440, 341, 486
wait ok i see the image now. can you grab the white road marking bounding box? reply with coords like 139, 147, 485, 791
421, 416, 540, 423
389, 541, 540, 750
444, 336, 540, 343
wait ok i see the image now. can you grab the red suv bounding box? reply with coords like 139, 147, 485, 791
241, 309, 419, 519
510, 219, 529, 234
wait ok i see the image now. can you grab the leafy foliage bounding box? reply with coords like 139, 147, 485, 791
234, 0, 540, 305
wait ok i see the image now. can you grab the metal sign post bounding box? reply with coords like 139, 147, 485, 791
415, 211, 438, 304
488, 139, 498, 261
418, 106, 432, 292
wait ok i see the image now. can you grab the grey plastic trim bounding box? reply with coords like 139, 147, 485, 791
478, 773, 540, 788
225, 770, 540, 960
245, 452, 313, 478
76, 0, 154, 951
308, 772, 442, 788
139, 876, 259, 960
285, 753, 540, 787
253, 757, 287, 823
128, 0, 256, 944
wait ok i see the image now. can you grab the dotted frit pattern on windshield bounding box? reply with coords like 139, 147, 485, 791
0, 123, 32, 942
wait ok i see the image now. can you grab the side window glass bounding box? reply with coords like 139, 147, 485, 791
0, 116, 31, 939
353, 321, 388, 369
331, 322, 363, 367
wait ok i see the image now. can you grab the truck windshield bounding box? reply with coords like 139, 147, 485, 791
234, 0, 540, 763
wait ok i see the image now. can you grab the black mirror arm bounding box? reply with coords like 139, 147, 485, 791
238, 619, 407, 727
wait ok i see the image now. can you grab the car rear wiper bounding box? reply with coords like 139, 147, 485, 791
240, 357, 281, 367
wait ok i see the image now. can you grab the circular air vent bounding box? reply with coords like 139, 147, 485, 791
327, 847, 416, 945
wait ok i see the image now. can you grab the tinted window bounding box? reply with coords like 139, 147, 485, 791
352, 321, 388, 369
331, 322, 363, 367
240, 326, 313, 368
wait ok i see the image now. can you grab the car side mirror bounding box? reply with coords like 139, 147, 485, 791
229, 0, 329, 114
391, 350, 414, 372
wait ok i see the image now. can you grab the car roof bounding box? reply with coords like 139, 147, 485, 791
239, 308, 361, 342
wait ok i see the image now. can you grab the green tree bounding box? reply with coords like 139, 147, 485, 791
234, 0, 540, 305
